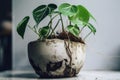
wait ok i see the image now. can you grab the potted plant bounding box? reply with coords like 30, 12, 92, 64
17, 3, 96, 78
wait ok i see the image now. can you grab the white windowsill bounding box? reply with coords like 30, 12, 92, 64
0, 70, 120, 80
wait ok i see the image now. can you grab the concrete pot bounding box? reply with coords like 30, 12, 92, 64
28, 39, 85, 78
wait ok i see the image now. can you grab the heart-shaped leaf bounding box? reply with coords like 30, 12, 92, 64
77, 5, 90, 23
17, 16, 30, 38
87, 23, 96, 34
59, 3, 78, 16
33, 4, 57, 25
67, 25, 80, 37
39, 26, 50, 37
69, 5, 92, 26
48, 4, 57, 12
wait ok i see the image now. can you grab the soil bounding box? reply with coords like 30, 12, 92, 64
48, 32, 85, 44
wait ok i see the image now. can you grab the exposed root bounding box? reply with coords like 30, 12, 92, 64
64, 40, 72, 66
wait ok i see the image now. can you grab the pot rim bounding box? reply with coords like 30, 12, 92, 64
29, 39, 85, 45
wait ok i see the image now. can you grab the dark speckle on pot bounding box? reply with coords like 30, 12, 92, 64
64, 59, 68, 62
54, 45, 57, 47
63, 65, 76, 77
46, 39, 56, 46
46, 60, 63, 72
46, 41, 51, 46
52, 55, 57, 59
72, 63, 75, 65
71, 44, 73, 48
75, 57, 77, 60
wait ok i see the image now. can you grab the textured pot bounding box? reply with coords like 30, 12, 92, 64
28, 39, 85, 78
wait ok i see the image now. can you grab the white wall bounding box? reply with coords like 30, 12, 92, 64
12, 0, 120, 70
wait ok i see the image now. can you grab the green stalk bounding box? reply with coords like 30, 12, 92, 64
60, 14, 65, 32
33, 24, 38, 34
68, 17, 71, 25
69, 20, 71, 25
83, 31, 92, 40
49, 16, 53, 35
79, 25, 86, 37
48, 14, 59, 26
46, 14, 58, 38
43, 14, 59, 40
50, 19, 61, 36
49, 15, 52, 29
80, 25, 86, 33
28, 25, 39, 36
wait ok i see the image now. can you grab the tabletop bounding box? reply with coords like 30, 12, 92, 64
0, 70, 120, 80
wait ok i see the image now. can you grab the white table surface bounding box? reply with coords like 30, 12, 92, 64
0, 70, 120, 80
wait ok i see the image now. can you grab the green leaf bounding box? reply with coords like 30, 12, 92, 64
48, 4, 57, 12
77, 5, 90, 23
87, 23, 96, 34
69, 16, 83, 26
33, 4, 57, 25
67, 25, 80, 37
58, 3, 78, 16
17, 16, 30, 38
39, 26, 50, 37
69, 5, 92, 26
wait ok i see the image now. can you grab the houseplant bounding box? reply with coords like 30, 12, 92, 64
17, 3, 96, 78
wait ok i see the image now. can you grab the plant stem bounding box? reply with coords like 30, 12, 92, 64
80, 25, 86, 33
60, 14, 65, 32
69, 20, 71, 25
49, 16, 52, 29
48, 14, 59, 26
43, 14, 59, 39
49, 16, 54, 35
68, 16, 71, 25
50, 19, 61, 36
28, 25, 39, 36
79, 25, 86, 37
83, 31, 92, 40
33, 24, 38, 34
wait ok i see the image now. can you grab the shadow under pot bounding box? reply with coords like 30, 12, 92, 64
28, 39, 85, 78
